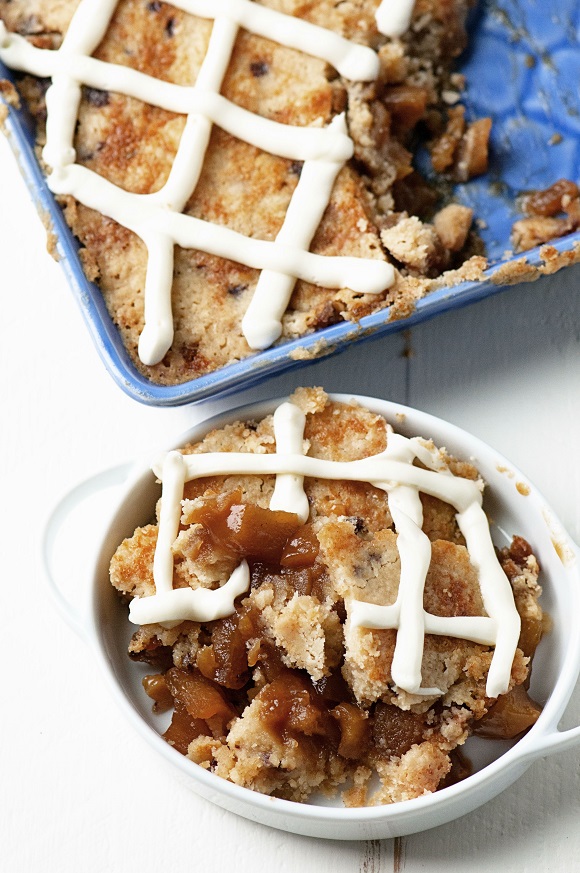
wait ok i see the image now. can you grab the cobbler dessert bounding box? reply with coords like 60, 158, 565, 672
0, 0, 496, 385
109, 388, 543, 805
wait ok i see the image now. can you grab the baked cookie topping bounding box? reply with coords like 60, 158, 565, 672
0, 0, 398, 364
0, 1, 491, 385
110, 389, 543, 805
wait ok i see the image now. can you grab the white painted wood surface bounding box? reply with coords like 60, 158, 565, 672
1, 132, 579, 872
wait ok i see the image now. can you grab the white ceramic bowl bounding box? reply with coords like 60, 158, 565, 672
42, 395, 580, 840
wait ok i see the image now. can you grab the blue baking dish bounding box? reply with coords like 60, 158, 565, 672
1, 0, 579, 406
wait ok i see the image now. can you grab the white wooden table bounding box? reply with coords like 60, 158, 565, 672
1, 133, 579, 872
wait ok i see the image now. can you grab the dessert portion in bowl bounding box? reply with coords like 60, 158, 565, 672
110, 388, 544, 805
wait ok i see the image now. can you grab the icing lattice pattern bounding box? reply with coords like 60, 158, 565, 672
0, 0, 398, 365
129, 401, 521, 699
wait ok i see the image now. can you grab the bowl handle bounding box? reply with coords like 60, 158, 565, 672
518, 722, 580, 766
41, 464, 131, 640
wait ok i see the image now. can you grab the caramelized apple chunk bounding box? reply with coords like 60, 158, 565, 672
372, 703, 427, 759
196, 611, 250, 690
187, 490, 301, 563
164, 699, 208, 755
382, 84, 429, 134
258, 672, 339, 746
142, 673, 174, 712
166, 668, 235, 720
521, 179, 579, 217
474, 685, 542, 740
430, 107, 491, 181
331, 703, 371, 760
280, 524, 320, 568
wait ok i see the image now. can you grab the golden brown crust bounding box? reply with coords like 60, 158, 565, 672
490, 241, 580, 288
1, 0, 500, 385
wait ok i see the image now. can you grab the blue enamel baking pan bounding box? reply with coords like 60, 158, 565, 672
1, 0, 579, 406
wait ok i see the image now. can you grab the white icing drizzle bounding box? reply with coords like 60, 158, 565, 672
2, 35, 356, 160
370, 429, 436, 695
129, 560, 251, 625
139, 14, 239, 364
269, 402, 310, 523
47, 162, 391, 286
241, 115, 350, 350
147, 0, 383, 83
43, 0, 119, 170
0, 0, 401, 365
455, 502, 522, 700
151, 451, 187, 595
137, 401, 521, 699
152, 450, 482, 508
375, 0, 417, 38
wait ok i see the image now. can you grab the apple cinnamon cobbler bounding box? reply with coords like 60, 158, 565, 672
0, 0, 496, 386
109, 388, 543, 805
